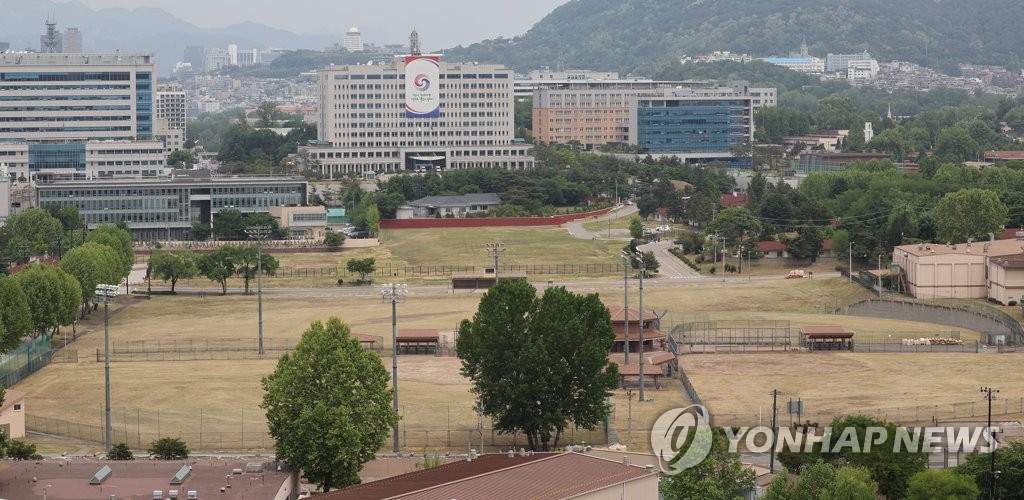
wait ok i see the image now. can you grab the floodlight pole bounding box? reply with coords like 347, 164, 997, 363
620, 251, 630, 365
485, 243, 505, 282
634, 251, 646, 402
382, 283, 407, 453
982, 386, 1000, 500
94, 284, 118, 451
245, 225, 273, 356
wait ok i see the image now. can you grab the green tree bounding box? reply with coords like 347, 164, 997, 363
1, 208, 63, 262
5, 439, 40, 460
86, 224, 134, 278
932, 188, 1009, 243
213, 209, 247, 240
0, 275, 33, 350
324, 231, 346, 248
456, 281, 619, 451
234, 245, 280, 294
907, 469, 978, 500
660, 427, 756, 500
149, 250, 199, 294
107, 442, 134, 460
629, 217, 644, 240
56, 270, 82, 333
345, 257, 376, 282
14, 264, 76, 337
261, 317, 397, 492
785, 226, 824, 262
364, 205, 381, 236
166, 149, 197, 168
60, 242, 120, 318
706, 207, 763, 246
934, 127, 981, 163
148, 437, 189, 459
956, 441, 1024, 500
254, 101, 280, 128
191, 222, 212, 242
197, 246, 238, 295
814, 95, 857, 130
816, 415, 928, 498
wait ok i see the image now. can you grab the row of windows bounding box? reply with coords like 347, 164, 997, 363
92, 160, 164, 166
0, 116, 131, 123
334, 73, 510, 80
0, 105, 131, 112
0, 84, 131, 91
315, 148, 528, 160
0, 95, 129, 101
0, 126, 132, 133
90, 149, 164, 155
292, 213, 327, 222
0, 71, 131, 82
331, 83, 507, 91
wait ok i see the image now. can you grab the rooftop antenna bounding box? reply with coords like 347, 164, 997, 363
409, 28, 421, 56
43, 17, 60, 53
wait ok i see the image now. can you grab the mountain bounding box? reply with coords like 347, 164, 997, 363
0, 0, 336, 74
441, 0, 1024, 75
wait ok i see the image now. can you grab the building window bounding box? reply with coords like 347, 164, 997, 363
13, 404, 21, 411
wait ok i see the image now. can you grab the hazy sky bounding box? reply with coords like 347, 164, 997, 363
73, 0, 574, 49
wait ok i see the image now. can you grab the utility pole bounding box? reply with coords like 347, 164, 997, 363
635, 251, 646, 402
848, 240, 853, 283
981, 386, 1000, 500
770, 389, 779, 473
485, 243, 505, 282
244, 225, 272, 356
621, 251, 630, 364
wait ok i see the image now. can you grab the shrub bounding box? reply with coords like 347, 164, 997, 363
148, 437, 189, 460
6, 440, 40, 460
1010, 300, 1018, 307
724, 263, 737, 273
709, 266, 717, 274
324, 231, 346, 249
108, 442, 134, 460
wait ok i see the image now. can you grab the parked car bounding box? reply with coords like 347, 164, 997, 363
656, 225, 671, 232
786, 269, 806, 279
349, 230, 370, 239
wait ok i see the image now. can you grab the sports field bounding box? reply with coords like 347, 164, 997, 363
15, 224, 1024, 454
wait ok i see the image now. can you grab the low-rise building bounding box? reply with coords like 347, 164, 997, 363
269, 205, 327, 240
404, 193, 501, 218
35, 171, 307, 240
893, 237, 1024, 303
764, 57, 825, 74
0, 389, 26, 438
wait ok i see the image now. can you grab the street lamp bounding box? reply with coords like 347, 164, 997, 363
981, 386, 1000, 500
94, 283, 119, 451
620, 251, 630, 365
244, 224, 273, 356
632, 251, 646, 402
381, 283, 408, 453
484, 243, 505, 282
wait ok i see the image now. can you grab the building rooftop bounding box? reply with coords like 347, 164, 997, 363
330, 452, 654, 500
0, 460, 293, 500
408, 193, 501, 208
0, 53, 154, 65
896, 238, 1024, 258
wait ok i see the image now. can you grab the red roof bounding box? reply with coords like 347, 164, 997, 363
755, 240, 785, 252
607, 306, 658, 323
397, 329, 439, 342
719, 193, 748, 208
1001, 227, 1024, 240
822, 239, 833, 251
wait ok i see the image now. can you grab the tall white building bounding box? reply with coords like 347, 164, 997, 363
155, 83, 187, 153
0, 52, 167, 180
303, 57, 533, 177
826, 51, 874, 73
343, 27, 364, 52
63, 27, 82, 53
847, 59, 880, 80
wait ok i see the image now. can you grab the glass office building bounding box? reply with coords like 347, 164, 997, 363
632, 93, 753, 167
36, 174, 308, 241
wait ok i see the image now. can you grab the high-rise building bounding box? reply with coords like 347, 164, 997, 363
302, 56, 533, 177
530, 79, 770, 157
228, 44, 238, 66
63, 27, 83, 53
155, 83, 187, 154
0, 42, 11, 52
630, 90, 754, 166
343, 27, 364, 52
184, 45, 205, 72
0, 52, 165, 180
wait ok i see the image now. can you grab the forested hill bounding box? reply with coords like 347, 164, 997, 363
443, 0, 1024, 75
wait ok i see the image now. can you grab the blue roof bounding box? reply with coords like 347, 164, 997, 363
765, 58, 814, 63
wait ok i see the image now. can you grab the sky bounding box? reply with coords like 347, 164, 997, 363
73, 0, 574, 50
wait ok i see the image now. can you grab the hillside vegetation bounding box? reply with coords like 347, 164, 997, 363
444, 0, 1024, 75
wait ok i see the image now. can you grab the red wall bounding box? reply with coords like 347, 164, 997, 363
380, 208, 614, 229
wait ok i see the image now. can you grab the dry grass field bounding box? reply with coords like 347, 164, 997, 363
17, 268, 1023, 455
684, 351, 1024, 428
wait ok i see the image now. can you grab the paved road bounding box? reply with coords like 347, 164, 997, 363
638, 240, 702, 279
562, 204, 638, 240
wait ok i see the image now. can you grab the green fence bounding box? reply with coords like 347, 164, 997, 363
0, 334, 53, 388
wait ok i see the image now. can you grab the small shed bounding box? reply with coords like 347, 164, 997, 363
800, 325, 854, 351
397, 329, 440, 355
450, 270, 527, 290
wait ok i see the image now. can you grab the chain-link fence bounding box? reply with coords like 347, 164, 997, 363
25, 402, 608, 453
0, 335, 53, 388
709, 396, 1024, 429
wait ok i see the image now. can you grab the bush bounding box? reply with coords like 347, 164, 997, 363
324, 231, 346, 249
724, 263, 737, 273
6, 440, 40, 460
709, 266, 717, 274
148, 437, 189, 460
108, 442, 134, 460
1010, 300, 1018, 307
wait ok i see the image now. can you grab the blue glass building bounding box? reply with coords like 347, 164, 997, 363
632, 93, 753, 167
